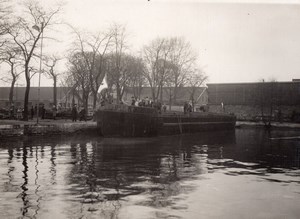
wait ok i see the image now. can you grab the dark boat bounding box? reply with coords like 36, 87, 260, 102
95, 104, 236, 137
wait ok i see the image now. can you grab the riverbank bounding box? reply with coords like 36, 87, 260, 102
1, 119, 300, 139
0, 119, 98, 138
236, 121, 300, 129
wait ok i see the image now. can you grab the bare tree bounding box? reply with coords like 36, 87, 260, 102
106, 54, 146, 101
186, 68, 207, 112
60, 73, 78, 108
0, 47, 22, 106
0, 0, 11, 47
256, 79, 278, 128
166, 37, 197, 106
163, 61, 180, 109
6, 1, 61, 120
67, 52, 90, 113
142, 37, 172, 102
126, 56, 147, 99
70, 27, 112, 109
44, 55, 62, 108
108, 23, 128, 103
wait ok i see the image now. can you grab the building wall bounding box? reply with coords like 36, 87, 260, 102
207, 81, 300, 121
207, 82, 300, 106
0, 87, 79, 109
209, 104, 300, 121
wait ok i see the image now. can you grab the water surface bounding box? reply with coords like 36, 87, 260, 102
0, 128, 299, 218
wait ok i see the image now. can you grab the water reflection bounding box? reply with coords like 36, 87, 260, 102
20, 145, 29, 216
0, 128, 299, 218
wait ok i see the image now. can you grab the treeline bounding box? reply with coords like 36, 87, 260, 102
66, 24, 207, 113
0, 0, 206, 120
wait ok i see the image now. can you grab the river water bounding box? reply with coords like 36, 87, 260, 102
0, 128, 299, 219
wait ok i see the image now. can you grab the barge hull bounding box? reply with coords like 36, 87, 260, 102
96, 106, 160, 137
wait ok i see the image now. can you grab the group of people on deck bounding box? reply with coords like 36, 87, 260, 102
131, 96, 167, 113
131, 96, 153, 107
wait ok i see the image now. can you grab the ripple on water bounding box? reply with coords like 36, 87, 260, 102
0, 129, 300, 218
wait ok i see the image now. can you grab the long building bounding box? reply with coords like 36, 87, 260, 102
207, 80, 300, 121
0, 87, 75, 109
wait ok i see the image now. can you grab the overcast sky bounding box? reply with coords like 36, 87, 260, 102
1, 0, 300, 86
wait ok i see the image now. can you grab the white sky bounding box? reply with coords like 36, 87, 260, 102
1, 0, 300, 86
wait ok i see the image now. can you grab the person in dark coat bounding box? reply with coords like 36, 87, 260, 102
162, 103, 167, 113
41, 104, 45, 119
34, 104, 37, 116
79, 108, 86, 121
131, 96, 136, 106
184, 102, 188, 114
10, 104, 15, 119
31, 106, 34, 119
52, 105, 57, 120
72, 105, 78, 122
157, 101, 162, 114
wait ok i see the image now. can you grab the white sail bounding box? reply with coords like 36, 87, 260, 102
97, 75, 108, 94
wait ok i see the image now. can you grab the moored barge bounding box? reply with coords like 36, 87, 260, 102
95, 104, 236, 137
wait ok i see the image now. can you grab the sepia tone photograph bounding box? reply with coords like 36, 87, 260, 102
0, 0, 300, 218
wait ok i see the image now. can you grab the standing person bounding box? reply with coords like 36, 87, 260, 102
145, 97, 149, 107
41, 104, 45, 119
162, 103, 167, 113
72, 105, 78, 122
149, 98, 153, 107
16, 108, 21, 120
31, 106, 34, 119
157, 101, 162, 114
79, 107, 86, 121
10, 103, 15, 119
52, 105, 57, 120
34, 104, 37, 116
131, 96, 136, 106
221, 102, 225, 112
188, 101, 193, 113
184, 102, 188, 114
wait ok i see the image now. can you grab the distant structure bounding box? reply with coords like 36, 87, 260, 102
207, 80, 300, 121
0, 87, 80, 109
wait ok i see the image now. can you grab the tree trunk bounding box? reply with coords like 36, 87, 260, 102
151, 86, 156, 102
23, 71, 30, 121
138, 86, 142, 99
84, 95, 88, 117
116, 83, 121, 103
53, 76, 57, 107
92, 90, 97, 109
9, 77, 16, 106
173, 85, 178, 105
168, 89, 172, 110
160, 85, 163, 103
156, 85, 161, 102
